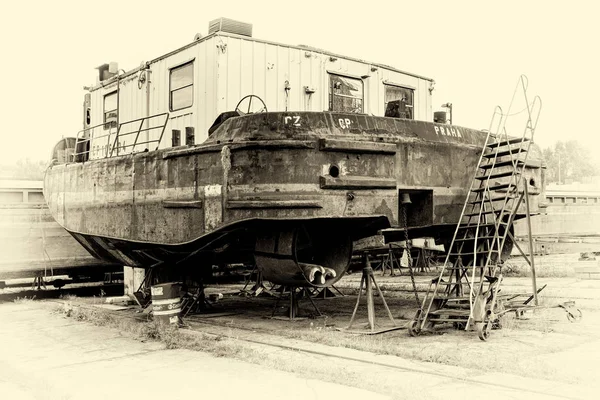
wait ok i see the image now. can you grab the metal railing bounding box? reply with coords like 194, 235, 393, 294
73, 122, 111, 161
73, 113, 169, 162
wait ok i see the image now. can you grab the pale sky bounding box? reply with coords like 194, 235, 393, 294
1, 0, 598, 164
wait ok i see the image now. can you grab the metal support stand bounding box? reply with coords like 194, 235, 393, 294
131, 261, 163, 308
270, 287, 322, 320
103, 272, 114, 284
239, 266, 275, 297
345, 254, 401, 334
311, 285, 345, 299
415, 248, 433, 272
380, 244, 400, 276
181, 285, 211, 318
32, 274, 47, 290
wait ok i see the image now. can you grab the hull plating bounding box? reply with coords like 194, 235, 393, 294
44, 112, 545, 280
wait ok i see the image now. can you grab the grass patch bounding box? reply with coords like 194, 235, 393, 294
13, 296, 36, 303
48, 297, 592, 398
51, 302, 399, 397
502, 257, 575, 278
54, 302, 254, 359
59, 294, 106, 304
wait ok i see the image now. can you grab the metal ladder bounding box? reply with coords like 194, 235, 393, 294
408, 75, 542, 340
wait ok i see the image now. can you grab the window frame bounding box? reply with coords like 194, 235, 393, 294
383, 83, 415, 120
103, 91, 118, 130
328, 73, 364, 113
169, 60, 195, 112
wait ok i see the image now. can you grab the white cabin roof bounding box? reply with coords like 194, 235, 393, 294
90, 31, 434, 92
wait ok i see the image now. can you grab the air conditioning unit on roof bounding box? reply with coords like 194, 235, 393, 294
208, 17, 253, 37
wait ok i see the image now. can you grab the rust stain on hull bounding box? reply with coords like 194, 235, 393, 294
44, 112, 545, 285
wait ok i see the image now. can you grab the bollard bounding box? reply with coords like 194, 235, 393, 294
172, 129, 181, 147
185, 127, 195, 145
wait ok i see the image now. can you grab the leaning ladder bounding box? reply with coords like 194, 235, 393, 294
409, 75, 542, 340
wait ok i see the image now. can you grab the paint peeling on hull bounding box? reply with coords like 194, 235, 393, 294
44, 112, 545, 271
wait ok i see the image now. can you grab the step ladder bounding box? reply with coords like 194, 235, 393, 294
408, 75, 542, 340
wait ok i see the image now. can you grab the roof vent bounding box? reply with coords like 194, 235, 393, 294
208, 17, 252, 37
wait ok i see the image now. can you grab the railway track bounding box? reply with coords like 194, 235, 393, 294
48, 298, 587, 400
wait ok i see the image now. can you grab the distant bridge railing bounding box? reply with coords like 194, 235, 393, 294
73, 113, 169, 161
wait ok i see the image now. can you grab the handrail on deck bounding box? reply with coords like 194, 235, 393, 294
73, 113, 169, 162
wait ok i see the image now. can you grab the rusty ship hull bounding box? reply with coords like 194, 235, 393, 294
43, 112, 544, 287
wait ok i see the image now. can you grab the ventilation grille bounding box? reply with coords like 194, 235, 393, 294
208, 17, 252, 37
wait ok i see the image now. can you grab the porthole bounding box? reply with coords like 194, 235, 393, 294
329, 165, 340, 178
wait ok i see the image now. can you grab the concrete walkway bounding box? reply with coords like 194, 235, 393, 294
0, 301, 597, 400
0, 302, 389, 400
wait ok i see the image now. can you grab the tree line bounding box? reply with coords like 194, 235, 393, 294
541, 140, 598, 184
0, 159, 48, 181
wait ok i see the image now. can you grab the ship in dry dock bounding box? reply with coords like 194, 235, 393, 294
43, 18, 546, 289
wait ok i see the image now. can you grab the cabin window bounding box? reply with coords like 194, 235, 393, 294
384, 84, 414, 119
170, 61, 194, 111
103, 91, 118, 130
328, 74, 363, 113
